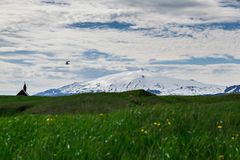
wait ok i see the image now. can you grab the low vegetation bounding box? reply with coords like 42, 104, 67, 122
0, 90, 239, 159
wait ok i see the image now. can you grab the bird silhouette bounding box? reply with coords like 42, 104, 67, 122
66, 61, 70, 65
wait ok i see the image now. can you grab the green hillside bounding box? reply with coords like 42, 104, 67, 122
0, 90, 240, 115
0, 90, 239, 159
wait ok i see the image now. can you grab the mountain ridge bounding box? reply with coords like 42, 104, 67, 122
36, 70, 228, 96
225, 85, 240, 94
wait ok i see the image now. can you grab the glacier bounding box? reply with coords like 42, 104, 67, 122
36, 70, 226, 96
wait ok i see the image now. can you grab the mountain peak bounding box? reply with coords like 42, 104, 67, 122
36, 70, 225, 96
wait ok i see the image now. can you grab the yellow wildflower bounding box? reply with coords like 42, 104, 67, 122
217, 125, 223, 129
99, 113, 104, 117
166, 119, 172, 125
140, 128, 148, 134
67, 144, 71, 149
46, 117, 54, 122
218, 155, 224, 160
154, 122, 161, 127
232, 134, 239, 140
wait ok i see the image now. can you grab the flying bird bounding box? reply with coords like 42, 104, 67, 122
66, 61, 70, 65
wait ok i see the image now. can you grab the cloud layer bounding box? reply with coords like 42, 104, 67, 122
0, 0, 240, 94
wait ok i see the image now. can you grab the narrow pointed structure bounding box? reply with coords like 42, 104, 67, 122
23, 82, 27, 92
17, 82, 29, 96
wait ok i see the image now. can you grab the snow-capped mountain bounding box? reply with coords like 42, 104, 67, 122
36, 70, 225, 96
224, 85, 240, 94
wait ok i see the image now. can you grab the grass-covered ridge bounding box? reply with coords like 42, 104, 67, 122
0, 90, 240, 115
0, 90, 239, 159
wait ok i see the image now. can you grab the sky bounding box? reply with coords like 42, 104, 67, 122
0, 0, 240, 95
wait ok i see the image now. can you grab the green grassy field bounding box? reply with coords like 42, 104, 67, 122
0, 90, 239, 159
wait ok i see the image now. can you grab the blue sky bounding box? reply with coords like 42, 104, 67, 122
150, 55, 240, 65
0, 0, 240, 94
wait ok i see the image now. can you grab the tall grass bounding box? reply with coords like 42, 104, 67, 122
0, 101, 239, 160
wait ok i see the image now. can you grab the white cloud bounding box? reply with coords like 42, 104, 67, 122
0, 0, 240, 94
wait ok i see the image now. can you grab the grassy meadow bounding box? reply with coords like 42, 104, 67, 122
0, 90, 239, 159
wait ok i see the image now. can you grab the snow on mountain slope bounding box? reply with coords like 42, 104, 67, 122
224, 85, 240, 93
36, 70, 225, 96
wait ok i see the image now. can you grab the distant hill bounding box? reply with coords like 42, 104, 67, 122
1, 90, 240, 116
0, 90, 158, 115
36, 70, 225, 96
